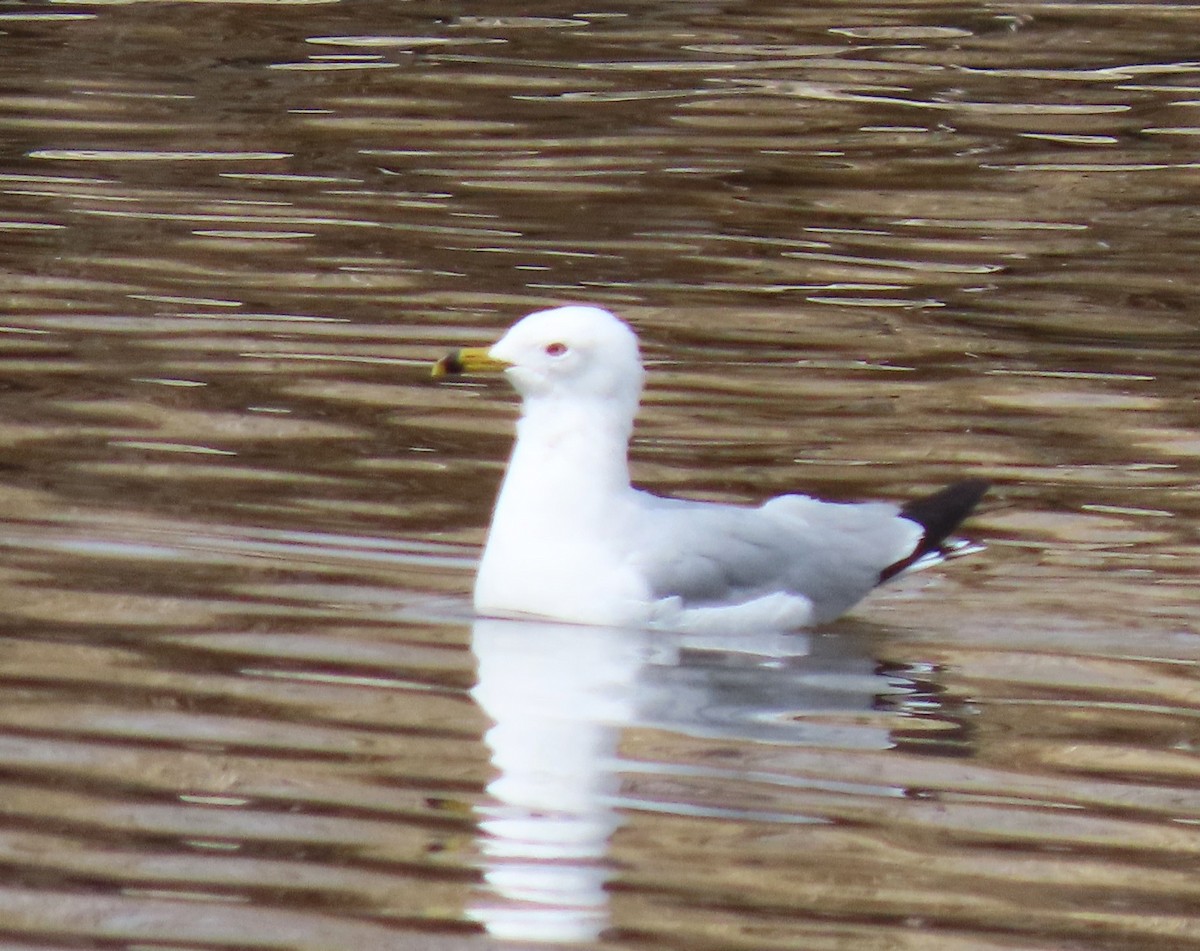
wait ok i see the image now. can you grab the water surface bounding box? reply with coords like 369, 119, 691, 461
1, 1, 1199, 949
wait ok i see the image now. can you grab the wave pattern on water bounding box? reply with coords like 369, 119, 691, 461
2, 1, 1200, 948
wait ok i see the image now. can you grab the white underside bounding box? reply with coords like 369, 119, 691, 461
474, 589, 817, 635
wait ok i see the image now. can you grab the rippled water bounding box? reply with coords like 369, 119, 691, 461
2, 1, 1199, 949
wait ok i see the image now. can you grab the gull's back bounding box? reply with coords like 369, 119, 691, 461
629, 481, 985, 626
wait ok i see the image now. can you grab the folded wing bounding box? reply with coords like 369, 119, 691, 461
632, 479, 988, 623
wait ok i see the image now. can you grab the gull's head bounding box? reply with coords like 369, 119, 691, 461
436, 305, 644, 409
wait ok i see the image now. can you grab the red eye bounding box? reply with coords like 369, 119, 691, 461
545, 342, 568, 357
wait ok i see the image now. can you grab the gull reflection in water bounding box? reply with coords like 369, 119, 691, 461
467, 618, 929, 943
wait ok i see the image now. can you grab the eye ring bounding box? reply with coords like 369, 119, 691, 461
545, 342, 568, 357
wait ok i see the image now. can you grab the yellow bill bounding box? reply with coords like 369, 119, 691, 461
431, 346, 511, 378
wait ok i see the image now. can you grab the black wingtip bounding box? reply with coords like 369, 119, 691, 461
900, 478, 990, 544
880, 478, 990, 583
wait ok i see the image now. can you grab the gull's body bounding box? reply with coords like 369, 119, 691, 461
435, 305, 987, 632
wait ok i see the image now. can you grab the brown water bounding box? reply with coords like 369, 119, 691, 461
2, 1, 1199, 948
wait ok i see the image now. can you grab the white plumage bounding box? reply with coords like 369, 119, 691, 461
435, 305, 986, 632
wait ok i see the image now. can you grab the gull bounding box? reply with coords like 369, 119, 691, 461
433, 305, 987, 632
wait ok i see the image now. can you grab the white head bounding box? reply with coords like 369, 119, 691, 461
489, 305, 644, 412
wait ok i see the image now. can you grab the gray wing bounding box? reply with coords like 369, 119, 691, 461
629, 491, 921, 623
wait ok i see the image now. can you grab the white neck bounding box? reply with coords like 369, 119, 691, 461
474, 394, 645, 624
501, 395, 634, 518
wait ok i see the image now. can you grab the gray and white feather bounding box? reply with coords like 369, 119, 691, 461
434, 305, 987, 632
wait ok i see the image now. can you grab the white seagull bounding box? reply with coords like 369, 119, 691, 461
434, 305, 987, 633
